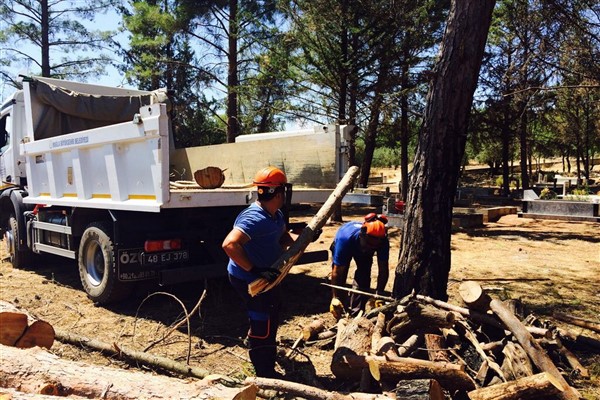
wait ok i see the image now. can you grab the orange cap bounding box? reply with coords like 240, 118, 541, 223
363, 219, 386, 238
253, 166, 287, 187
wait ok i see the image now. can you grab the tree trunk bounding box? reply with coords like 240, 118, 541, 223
392, 0, 496, 301
226, 0, 239, 142
41, 0, 50, 77
0, 344, 252, 400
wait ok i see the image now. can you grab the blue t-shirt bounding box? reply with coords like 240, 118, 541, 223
332, 221, 389, 267
227, 202, 286, 282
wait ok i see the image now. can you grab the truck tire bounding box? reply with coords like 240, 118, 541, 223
5, 214, 30, 268
78, 222, 129, 305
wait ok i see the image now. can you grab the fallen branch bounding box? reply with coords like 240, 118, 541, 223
467, 372, 563, 400
553, 311, 600, 334
54, 330, 213, 381
244, 376, 394, 400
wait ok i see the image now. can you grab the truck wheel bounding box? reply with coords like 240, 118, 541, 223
78, 223, 129, 304
5, 214, 30, 268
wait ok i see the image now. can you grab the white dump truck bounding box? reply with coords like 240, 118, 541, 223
0, 76, 352, 304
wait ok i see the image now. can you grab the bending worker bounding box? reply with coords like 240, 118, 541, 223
330, 213, 390, 317
222, 166, 294, 378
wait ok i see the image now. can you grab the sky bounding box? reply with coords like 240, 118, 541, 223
1, 6, 131, 100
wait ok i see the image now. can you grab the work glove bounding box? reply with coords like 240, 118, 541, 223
254, 268, 281, 283
329, 297, 345, 320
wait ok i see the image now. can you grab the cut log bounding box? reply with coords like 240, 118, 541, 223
375, 337, 399, 359
394, 379, 447, 400
501, 342, 533, 380
488, 298, 581, 400
467, 372, 564, 400
0, 344, 253, 400
554, 337, 590, 378
424, 334, 451, 363
249, 166, 359, 296
459, 281, 492, 311
396, 333, 422, 357
553, 311, 600, 334
244, 376, 394, 400
303, 319, 327, 341
14, 320, 54, 350
387, 302, 455, 341
371, 312, 387, 352
344, 354, 477, 392
331, 316, 374, 379
0, 312, 28, 346
415, 295, 551, 338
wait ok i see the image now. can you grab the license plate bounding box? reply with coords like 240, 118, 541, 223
142, 250, 189, 265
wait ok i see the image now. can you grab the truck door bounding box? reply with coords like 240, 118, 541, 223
0, 113, 13, 185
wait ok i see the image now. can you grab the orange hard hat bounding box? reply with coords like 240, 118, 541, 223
362, 213, 387, 238
253, 166, 287, 187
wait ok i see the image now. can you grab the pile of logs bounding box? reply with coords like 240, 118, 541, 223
320, 281, 598, 400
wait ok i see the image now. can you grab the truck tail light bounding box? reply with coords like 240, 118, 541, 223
144, 239, 182, 253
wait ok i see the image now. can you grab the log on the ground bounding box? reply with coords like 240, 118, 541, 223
467, 371, 564, 400
415, 295, 551, 338
244, 377, 394, 400
394, 379, 447, 400
0, 310, 54, 350
488, 297, 581, 400
387, 302, 455, 341
248, 166, 359, 296
553, 337, 590, 378
375, 336, 399, 358
424, 334, 451, 363
459, 281, 492, 311
553, 311, 600, 334
55, 329, 211, 380
303, 319, 327, 341
343, 354, 477, 392
0, 344, 254, 400
501, 341, 533, 380
331, 316, 374, 379
396, 333, 423, 357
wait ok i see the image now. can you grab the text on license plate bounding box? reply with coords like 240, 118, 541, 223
142, 250, 189, 265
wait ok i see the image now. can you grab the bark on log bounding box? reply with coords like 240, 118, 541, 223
467, 372, 564, 400
394, 379, 447, 400
454, 320, 506, 382
553, 311, 600, 334
387, 302, 455, 341
553, 337, 590, 378
244, 377, 394, 400
0, 344, 253, 400
424, 334, 451, 363
343, 354, 476, 392
249, 166, 359, 296
501, 341, 533, 380
372, 313, 387, 352
331, 316, 374, 379
489, 298, 581, 400
416, 294, 552, 338
54, 329, 211, 380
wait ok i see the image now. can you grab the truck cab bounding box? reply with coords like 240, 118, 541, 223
0, 89, 27, 189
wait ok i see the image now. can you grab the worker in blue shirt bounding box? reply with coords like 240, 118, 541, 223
222, 166, 293, 378
329, 213, 390, 317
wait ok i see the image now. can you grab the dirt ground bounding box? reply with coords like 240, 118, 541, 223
1, 192, 599, 397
